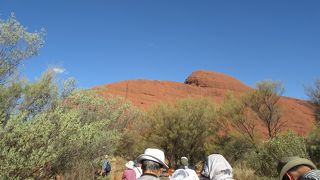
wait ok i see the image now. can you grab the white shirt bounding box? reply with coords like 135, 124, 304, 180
134, 166, 142, 179
172, 168, 199, 180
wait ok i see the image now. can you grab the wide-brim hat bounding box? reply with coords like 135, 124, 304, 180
136, 148, 169, 168
181, 157, 189, 166
279, 156, 316, 180
125, 161, 135, 169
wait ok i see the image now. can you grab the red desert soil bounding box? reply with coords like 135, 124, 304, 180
96, 70, 316, 136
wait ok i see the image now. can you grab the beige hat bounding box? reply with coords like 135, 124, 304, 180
125, 161, 135, 169
181, 157, 189, 166
105, 155, 109, 159
278, 156, 316, 180
136, 148, 169, 168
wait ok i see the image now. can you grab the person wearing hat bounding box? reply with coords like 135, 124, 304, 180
122, 161, 136, 180
136, 148, 169, 180
278, 156, 320, 180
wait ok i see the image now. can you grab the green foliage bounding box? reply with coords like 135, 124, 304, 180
307, 126, 320, 167
21, 71, 59, 118
0, 15, 143, 179
64, 89, 141, 131
233, 166, 277, 180
144, 97, 219, 166
212, 133, 255, 164
221, 92, 258, 144
0, 71, 58, 127
0, 13, 44, 83
256, 80, 285, 96
0, 89, 139, 178
246, 131, 308, 177
115, 128, 146, 159
233, 166, 259, 180
0, 80, 24, 127
244, 80, 285, 139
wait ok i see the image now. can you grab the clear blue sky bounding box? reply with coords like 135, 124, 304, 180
1, 0, 320, 99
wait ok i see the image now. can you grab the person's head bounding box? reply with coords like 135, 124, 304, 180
141, 160, 163, 176
134, 160, 141, 167
105, 155, 109, 159
136, 148, 169, 177
278, 156, 316, 180
181, 157, 189, 167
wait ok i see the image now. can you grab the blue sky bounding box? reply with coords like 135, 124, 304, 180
1, 0, 320, 99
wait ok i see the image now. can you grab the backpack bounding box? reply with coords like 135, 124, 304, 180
104, 160, 111, 173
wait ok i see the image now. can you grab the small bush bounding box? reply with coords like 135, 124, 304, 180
307, 126, 320, 167
144, 97, 219, 166
233, 165, 257, 180
211, 133, 255, 164
246, 131, 308, 177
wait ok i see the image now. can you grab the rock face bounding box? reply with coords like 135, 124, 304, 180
185, 70, 251, 92
95, 70, 315, 136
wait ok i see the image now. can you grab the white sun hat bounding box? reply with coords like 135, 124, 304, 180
136, 148, 169, 168
125, 161, 135, 169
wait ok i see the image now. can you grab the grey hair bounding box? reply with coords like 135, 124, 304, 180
141, 160, 162, 171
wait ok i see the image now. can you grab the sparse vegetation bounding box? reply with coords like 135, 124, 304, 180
306, 79, 320, 122
245, 80, 285, 139
143, 97, 220, 166
0, 15, 142, 179
1, 14, 319, 180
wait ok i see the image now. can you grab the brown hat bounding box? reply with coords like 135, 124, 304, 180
278, 156, 316, 180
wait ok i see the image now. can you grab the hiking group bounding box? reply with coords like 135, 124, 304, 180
103, 148, 320, 180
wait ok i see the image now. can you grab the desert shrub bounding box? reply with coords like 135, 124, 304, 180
306, 79, 320, 122
115, 128, 146, 159
307, 125, 320, 167
211, 133, 255, 164
245, 131, 308, 177
62, 160, 96, 180
0, 13, 44, 84
0, 89, 142, 179
244, 80, 285, 139
144, 97, 220, 166
0, 14, 144, 179
233, 165, 258, 180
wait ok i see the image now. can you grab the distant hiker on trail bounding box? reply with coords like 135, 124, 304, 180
136, 148, 169, 180
134, 161, 143, 179
278, 156, 320, 180
200, 154, 233, 180
177, 157, 196, 170
101, 155, 111, 176
122, 161, 136, 180
172, 157, 199, 180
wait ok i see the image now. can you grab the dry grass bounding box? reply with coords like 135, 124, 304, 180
233, 166, 278, 180
60, 157, 127, 180
108, 157, 127, 180
233, 166, 257, 180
